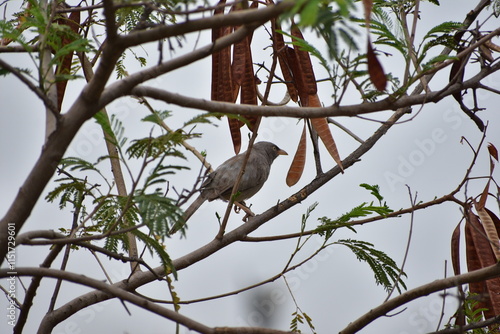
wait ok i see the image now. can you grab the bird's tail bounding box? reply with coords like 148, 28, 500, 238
169, 195, 206, 235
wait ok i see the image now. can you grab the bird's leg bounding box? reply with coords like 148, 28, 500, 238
234, 201, 255, 221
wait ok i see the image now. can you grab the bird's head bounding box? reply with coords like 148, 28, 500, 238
254, 141, 288, 161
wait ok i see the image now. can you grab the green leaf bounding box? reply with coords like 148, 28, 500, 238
359, 183, 384, 203
421, 54, 459, 71
315, 214, 357, 240
422, 21, 462, 41
45, 177, 87, 209
300, 0, 321, 26
50, 37, 93, 68
183, 113, 219, 127
92, 195, 140, 232
315, 184, 392, 239
126, 130, 189, 160
166, 275, 181, 311
303, 312, 316, 331
104, 233, 126, 254
367, 17, 407, 57
290, 309, 316, 333
132, 229, 177, 278
461, 293, 489, 331
135, 191, 184, 239
0, 19, 30, 50
93, 111, 115, 144
54, 73, 82, 82
60, 157, 100, 173
301, 202, 319, 232
115, 55, 127, 79
335, 239, 407, 292
290, 311, 303, 332
142, 110, 172, 125
110, 114, 128, 148
316, 203, 392, 239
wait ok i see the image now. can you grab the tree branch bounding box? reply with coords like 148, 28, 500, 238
0, 43, 39, 52
130, 60, 500, 119
99, 17, 271, 107
339, 263, 500, 334
2, 267, 295, 334
118, 1, 294, 49
13, 244, 64, 334
428, 315, 500, 333
1, 267, 214, 334
0, 57, 58, 115
80, 53, 141, 273
102, 0, 118, 42
242, 193, 461, 241
37, 102, 409, 330
16, 230, 160, 277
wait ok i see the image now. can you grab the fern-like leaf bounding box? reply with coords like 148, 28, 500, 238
316, 184, 393, 240
135, 192, 183, 239
132, 229, 177, 278
336, 239, 407, 293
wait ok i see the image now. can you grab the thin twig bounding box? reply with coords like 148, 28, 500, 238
16, 230, 163, 279
242, 193, 461, 242
384, 186, 416, 302
89, 249, 133, 316
47, 192, 82, 312
0, 58, 58, 115
137, 96, 213, 172
435, 261, 448, 331
327, 117, 364, 144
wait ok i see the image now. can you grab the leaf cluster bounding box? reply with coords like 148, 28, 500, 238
0, 1, 93, 81
315, 183, 393, 240
312, 184, 404, 292
335, 238, 407, 293
290, 310, 316, 334
447, 293, 491, 334
465, 299, 488, 333
369, 3, 463, 72
45, 107, 212, 274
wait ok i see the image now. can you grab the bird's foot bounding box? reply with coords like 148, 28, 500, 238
234, 201, 255, 221
242, 211, 255, 222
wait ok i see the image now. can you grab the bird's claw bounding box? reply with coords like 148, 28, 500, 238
233, 201, 254, 221
242, 210, 255, 222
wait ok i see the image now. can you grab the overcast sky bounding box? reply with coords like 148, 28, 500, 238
1, 0, 500, 333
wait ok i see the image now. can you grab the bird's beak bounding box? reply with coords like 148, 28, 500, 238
278, 149, 288, 156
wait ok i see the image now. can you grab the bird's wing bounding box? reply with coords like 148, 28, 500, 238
235, 152, 272, 199
211, 151, 271, 201
202, 155, 244, 201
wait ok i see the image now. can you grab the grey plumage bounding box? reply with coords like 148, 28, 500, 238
171, 142, 287, 234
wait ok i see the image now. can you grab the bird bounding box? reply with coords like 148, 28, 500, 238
170, 141, 287, 234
